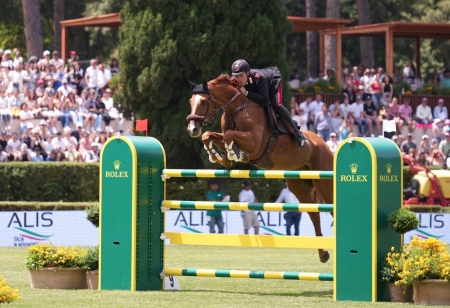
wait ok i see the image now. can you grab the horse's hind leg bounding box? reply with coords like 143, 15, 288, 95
286, 179, 330, 263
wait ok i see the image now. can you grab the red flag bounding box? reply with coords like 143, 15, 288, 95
135, 119, 148, 136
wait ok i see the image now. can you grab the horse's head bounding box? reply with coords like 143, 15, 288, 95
186, 75, 240, 138
186, 78, 210, 138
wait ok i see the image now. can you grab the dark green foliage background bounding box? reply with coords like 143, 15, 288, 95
0, 163, 428, 203
0, 163, 99, 202
117, 0, 292, 169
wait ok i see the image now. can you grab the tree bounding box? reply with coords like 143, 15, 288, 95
306, 0, 318, 78
21, 0, 43, 57
53, 0, 64, 53
117, 0, 291, 169
356, 0, 374, 68
325, 0, 340, 71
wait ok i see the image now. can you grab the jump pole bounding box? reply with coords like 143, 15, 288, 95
99, 136, 402, 302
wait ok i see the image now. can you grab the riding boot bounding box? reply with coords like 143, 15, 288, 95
277, 106, 307, 148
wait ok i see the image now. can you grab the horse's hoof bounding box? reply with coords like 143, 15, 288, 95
239, 151, 248, 163
209, 155, 217, 163
225, 141, 233, 151
227, 151, 234, 161
320, 251, 330, 263
215, 152, 223, 161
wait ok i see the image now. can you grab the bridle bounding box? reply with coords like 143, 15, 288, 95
187, 90, 242, 127
202, 91, 241, 126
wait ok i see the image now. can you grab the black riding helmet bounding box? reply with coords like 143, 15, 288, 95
231, 59, 250, 75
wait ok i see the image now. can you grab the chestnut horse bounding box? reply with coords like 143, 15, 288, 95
186, 75, 334, 263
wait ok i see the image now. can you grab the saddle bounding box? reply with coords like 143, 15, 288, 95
266, 106, 295, 135
250, 106, 296, 165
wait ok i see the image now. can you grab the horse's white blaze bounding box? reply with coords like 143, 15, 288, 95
187, 120, 196, 134
187, 94, 203, 135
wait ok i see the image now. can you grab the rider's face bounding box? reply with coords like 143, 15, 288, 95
234, 72, 248, 87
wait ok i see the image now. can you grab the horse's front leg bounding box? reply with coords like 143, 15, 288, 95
223, 130, 260, 163
201, 131, 232, 168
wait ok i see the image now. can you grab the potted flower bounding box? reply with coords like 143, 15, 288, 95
396, 236, 450, 306
380, 208, 419, 302
0, 275, 21, 304
26, 242, 88, 289
81, 246, 99, 290
381, 247, 413, 302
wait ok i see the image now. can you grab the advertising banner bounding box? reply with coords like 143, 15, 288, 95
0, 211, 98, 247
0, 210, 448, 247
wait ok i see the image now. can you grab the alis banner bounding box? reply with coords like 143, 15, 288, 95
404, 213, 450, 244
165, 210, 334, 236
0, 211, 98, 247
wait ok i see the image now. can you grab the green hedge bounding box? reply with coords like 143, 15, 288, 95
0, 163, 99, 202
0, 163, 442, 202
166, 178, 287, 203
0, 202, 96, 211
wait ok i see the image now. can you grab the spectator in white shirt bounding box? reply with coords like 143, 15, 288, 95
50, 51, 64, 68
275, 185, 301, 236
8, 62, 23, 92
326, 132, 340, 155
85, 142, 100, 163
416, 97, 433, 134
298, 95, 315, 130
238, 180, 260, 235
350, 95, 368, 136
309, 94, 325, 118
39, 50, 51, 67
1, 50, 13, 70
84, 59, 99, 92
57, 80, 70, 99
51, 131, 68, 152
97, 64, 111, 94
433, 98, 449, 142
18, 102, 34, 134
63, 126, 78, 150
7, 132, 21, 161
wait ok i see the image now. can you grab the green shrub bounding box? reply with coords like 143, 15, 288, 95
439, 87, 450, 95
81, 246, 99, 271
393, 82, 411, 96
0, 163, 99, 202
0, 201, 95, 211
416, 83, 439, 95
85, 204, 99, 228
388, 208, 419, 234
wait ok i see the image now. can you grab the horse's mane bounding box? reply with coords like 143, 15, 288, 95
208, 74, 239, 89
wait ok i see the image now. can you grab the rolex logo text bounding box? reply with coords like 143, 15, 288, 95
379, 163, 398, 182
340, 163, 368, 182
105, 160, 129, 178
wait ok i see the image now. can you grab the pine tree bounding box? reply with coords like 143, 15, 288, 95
118, 0, 291, 168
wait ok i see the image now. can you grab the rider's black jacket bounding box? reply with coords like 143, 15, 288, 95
244, 67, 282, 106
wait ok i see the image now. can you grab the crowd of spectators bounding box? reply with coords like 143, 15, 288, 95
289, 63, 450, 167
0, 47, 129, 163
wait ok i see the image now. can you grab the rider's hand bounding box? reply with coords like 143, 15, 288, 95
239, 87, 247, 96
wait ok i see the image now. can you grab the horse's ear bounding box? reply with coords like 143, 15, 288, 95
186, 78, 197, 91
202, 78, 209, 93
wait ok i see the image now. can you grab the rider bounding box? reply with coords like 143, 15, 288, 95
231, 59, 307, 148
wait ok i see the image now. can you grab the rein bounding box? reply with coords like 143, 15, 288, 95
187, 91, 242, 127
